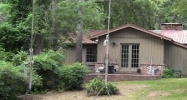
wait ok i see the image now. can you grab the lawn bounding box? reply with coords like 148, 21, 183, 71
121, 78, 187, 100
22, 78, 187, 100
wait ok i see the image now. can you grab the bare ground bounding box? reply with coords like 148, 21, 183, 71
19, 84, 147, 100
147, 91, 170, 98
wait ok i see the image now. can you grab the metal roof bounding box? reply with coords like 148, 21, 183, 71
151, 30, 187, 44
89, 24, 187, 49
162, 30, 187, 44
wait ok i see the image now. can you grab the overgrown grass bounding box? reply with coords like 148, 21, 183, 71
116, 78, 187, 100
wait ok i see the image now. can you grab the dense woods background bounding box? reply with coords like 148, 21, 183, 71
0, 0, 187, 54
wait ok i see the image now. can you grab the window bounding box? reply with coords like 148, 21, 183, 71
121, 45, 129, 67
131, 45, 139, 68
86, 47, 97, 62
121, 44, 139, 68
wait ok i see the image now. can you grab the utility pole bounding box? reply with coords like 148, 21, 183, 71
104, 0, 111, 87
28, 0, 34, 91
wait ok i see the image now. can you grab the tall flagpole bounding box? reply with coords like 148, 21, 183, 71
28, 0, 34, 91
105, 0, 111, 87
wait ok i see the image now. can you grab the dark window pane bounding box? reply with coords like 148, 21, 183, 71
86, 47, 97, 62
131, 45, 139, 68
121, 45, 129, 67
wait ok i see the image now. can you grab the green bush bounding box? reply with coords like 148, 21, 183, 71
33, 50, 65, 90
12, 51, 28, 66
17, 63, 43, 89
60, 63, 90, 90
86, 77, 119, 96
0, 61, 27, 100
0, 47, 15, 62
162, 68, 177, 78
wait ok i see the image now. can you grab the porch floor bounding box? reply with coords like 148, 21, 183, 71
85, 73, 162, 82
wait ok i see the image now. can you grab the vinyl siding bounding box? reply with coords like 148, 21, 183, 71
64, 45, 87, 64
97, 27, 164, 71
164, 42, 187, 75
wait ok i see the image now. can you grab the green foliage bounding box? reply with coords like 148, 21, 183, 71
86, 77, 119, 96
34, 50, 64, 70
102, 0, 159, 29
0, 61, 27, 100
0, 3, 11, 23
56, 0, 105, 32
60, 63, 90, 90
17, 63, 43, 89
0, 0, 31, 53
162, 68, 177, 78
0, 46, 15, 61
0, 22, 30, 52
0, 47, 28, 64
12, 51, 28, 66
33, 50, 65, 90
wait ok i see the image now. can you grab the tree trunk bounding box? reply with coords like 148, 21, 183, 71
76, 24, 83, 62
75, 9, 83, 62
34, 34, 44, 54
52, 0, 58, 51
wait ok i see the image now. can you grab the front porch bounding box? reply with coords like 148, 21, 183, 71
88, 63, 165, 74
85, 73, 162, 82
86, 63, 164, 82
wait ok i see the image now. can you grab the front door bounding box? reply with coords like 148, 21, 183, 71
121, 44, 139, 71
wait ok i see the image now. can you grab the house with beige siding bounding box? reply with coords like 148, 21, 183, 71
65, 23, 187, 75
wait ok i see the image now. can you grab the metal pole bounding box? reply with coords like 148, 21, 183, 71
28, 0, 34, 91
105, 0, 111, 86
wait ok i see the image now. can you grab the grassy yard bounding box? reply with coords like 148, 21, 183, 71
23, 78, 187, 100
119, 78, 187, 100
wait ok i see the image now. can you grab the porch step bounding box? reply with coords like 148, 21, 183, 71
116, 71, 140, 74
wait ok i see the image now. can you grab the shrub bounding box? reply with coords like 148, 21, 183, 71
60, 63, 90, 90
33, 50, 65, 90
0, 47, 15, 62
0, 61, 27, 100
162, 68, 177, 78
86, 77, 119, 96
17, 63, 43, 89
12, 51, 28, 66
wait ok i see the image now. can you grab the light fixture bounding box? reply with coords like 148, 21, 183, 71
112, 42, 116, 46
95, 38, 98, 42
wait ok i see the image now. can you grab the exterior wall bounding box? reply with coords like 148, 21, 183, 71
97, 27, 164, 71
82, 46, 86, 63
64, 46, 86, 64
64, 45, 96, 64
64, 48, 76, 64
164, 41, 187, 75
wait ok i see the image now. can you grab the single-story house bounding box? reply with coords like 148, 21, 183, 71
65, 23, 187, 75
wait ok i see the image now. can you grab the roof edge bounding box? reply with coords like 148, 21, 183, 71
91, 23, 172, 41
172, 42, 187, 49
